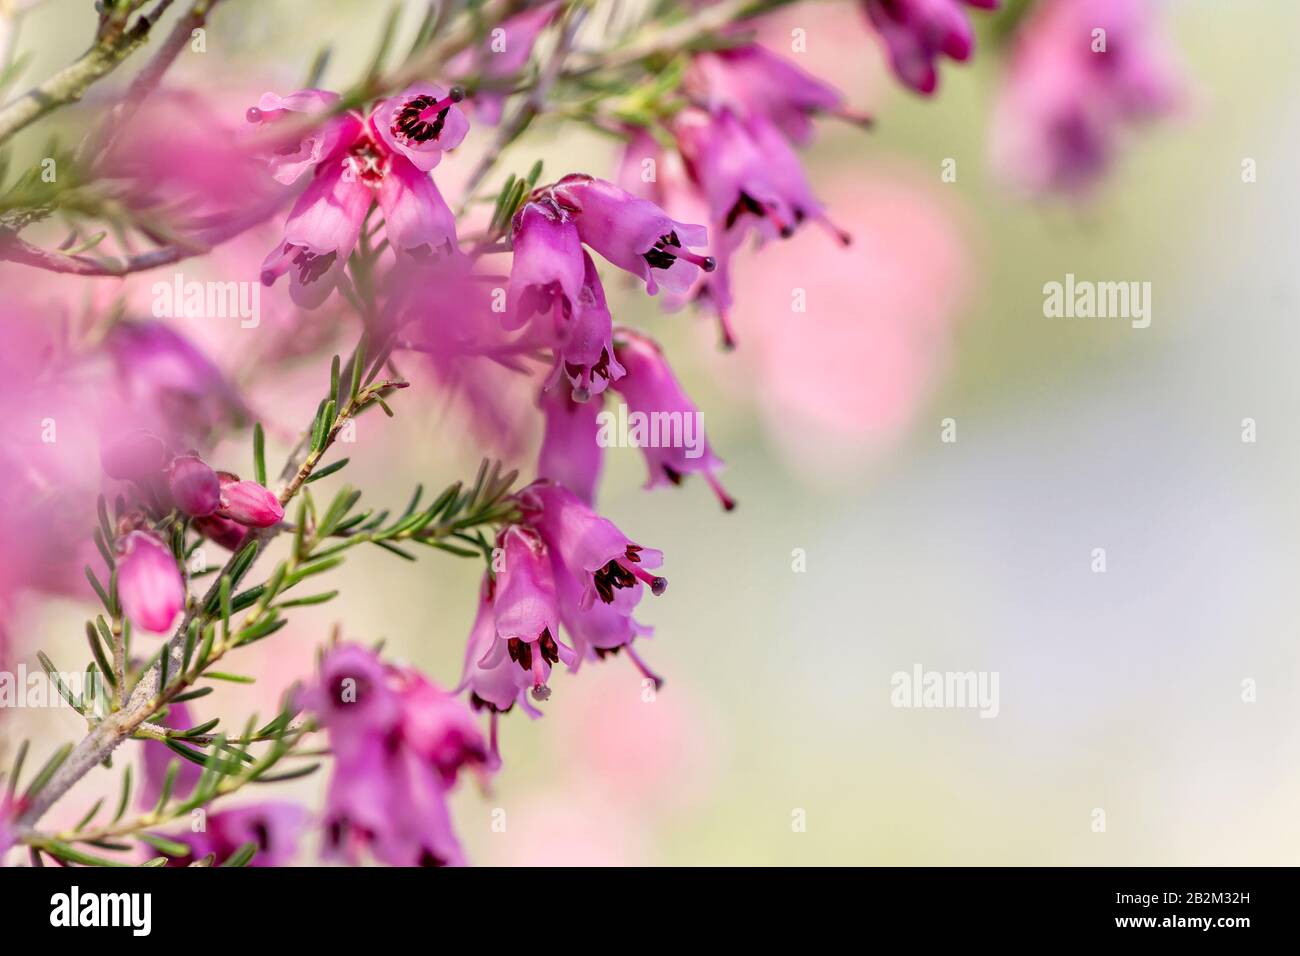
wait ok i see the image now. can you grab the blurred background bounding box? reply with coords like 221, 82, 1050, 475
5, 0, 1300, 864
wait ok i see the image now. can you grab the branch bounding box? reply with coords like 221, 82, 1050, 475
12, 366, 389, 830
0, 0, 178, 146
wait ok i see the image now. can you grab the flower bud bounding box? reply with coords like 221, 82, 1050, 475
218, 475, 284, 528
168, 455, 220, 517
193, 514, 249, 551
117, 531, 185, 634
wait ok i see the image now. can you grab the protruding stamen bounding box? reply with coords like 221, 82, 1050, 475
487, 710, 503, 770
245, 107, 264, 124
628, 563, 667, 595
677, 249, 716, 272
705, 472, 736, 512
815, 214, 852, 247
625, 644, 665, 692
716, 309, 737, 351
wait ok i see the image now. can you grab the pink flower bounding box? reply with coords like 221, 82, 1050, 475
480, 525, 572, 698
537, 385, 604, 505
550, 174, 715, 296
686, 43, 856, 146
522, 482, 665, 610
105, 321, 248, 447
553, 557, 655, 673
260, 161, 371, 308
862, 0, 1000, 95
506, 198, 585, 330
192, 514, 249, 551
989, 0, 1180, 195
168, 455, 220, 517
160, 802, 307, 867
246, 89, 363, 185
377, 157, 458, 259
117, 531, 185, 634
459, 576, 538, 719
217, 474, 284, 528
611, 330, 734, 510
396, 667, 490, 785
258, 84, 466, 307
371, 83, 469, 171
304, 643, 482, 866
549, 251, 626, 402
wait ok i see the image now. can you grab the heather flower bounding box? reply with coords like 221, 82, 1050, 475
553, 557, 657, 682
260, 160, 372, 308
192, 514, 249, 551
989, 0, 1180, 195
161, 802, 308, 867
258, 83, 466, 307
551, 251, 626, 402
675, 108, 845, 248
537, 385, 604, 505
480, 525, 573, 698
217, 473, 284, 528
376, 157, 458, 260
370, 83, 469, 171
506, 198, 586, 330
117, 531, 185, 634
305, 643, 481, 866
611, 330, 734, 510
617, 128, 739, 347
522, 482, 666, 613
862, 0, 1000, 95
105, 321, 247, 446
395, 667, 490, 785
245, 89, 363, 185
168, 455, 220, 517
686, 43, 858, 145
459, 576, 539, 720
550, 174, 715, 296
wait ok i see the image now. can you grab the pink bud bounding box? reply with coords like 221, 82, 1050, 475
101, 429, 167, 481
218, 475, 284, 528
168, 455, 220, 517
117, 531, 185, 634
193, 514, 249, 551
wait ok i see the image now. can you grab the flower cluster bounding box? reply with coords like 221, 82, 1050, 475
301, 643, 488, 866
100, 430, 283, 634
252, 84, 467, 307
0, 0, 1188, 870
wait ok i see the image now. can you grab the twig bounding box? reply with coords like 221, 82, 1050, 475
0, 0, 176, 145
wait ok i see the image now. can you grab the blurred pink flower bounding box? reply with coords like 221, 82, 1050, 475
302, 643, 485, 866
990, 0, 1181, 196
861, 0, 1000, 95
160, 801, 308, 867
716, 166, 973, 478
